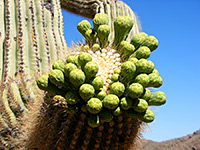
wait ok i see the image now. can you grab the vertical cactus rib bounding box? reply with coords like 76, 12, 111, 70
16, 0, 30, 76
3, 0, 17, 83
0, 0, 5, 80
35, 0, 51, 75
24, 0, 41, 74
1, 88, 17, 125
43, 0, 59, 65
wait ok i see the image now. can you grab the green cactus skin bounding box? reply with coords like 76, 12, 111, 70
130, 46, 151, 59
69, 69, 86, 88
103, 94, 120, 109
119, 41, 136, 58
148, 91, 166, 106
88, 114, 100, 128
109, 82, 125, 97
148, 73, 163, 88
136, 59, 155, 74
131, 32, 148, 49
79, 84, 95, 101
134, 73, 149, 88
121, 61, 136, 78
78, 52, 92, 67
93, 13, 109, 30
90, 76, 104, 91
83, 61, 99, 79
140, 88, 151, 101
96, 89, 107, 100
120, 97, 133, 110
64, 63, 77, 77
86, 98, 102, 114
97, 24, 110, 48
77, 20, 91, 36
113, 16, 134, 46
52, 60, 65, 72
128, 83, 144, 99
132, 98, 148, 113
99, 109, 113, 122
65, 91, 80, 105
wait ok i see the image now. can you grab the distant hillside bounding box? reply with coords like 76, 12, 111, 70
139, 129, 200, 150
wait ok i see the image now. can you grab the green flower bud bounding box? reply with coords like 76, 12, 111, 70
114, 69, 121, 74
142, 35, 159, 51
128, 57, 138, 64
131, 32, 148, 49
85, 29, 97, 45
86, 98, 102, 114
130, 46, 151, 59
83, 45, 90, 50
113, 16, 134, 46
64, 63, 77, 77
140, 88, 151, 101
52, 60, 65, 72
132, 98, 148, 113
83, 61, 99, 79
78, 52, 92, 66
96, 89, 107, 100
92, 43, 100, 51
79, 84, 95, 101
77, 20, 91, 35
66, 55, 76, 64
119, 41, 135, 58
112, 107, 122, 116
88, 114, 100, 128
120, 97, 133, 110
103, 94, 120, 109
136, 59, 154, 74
69, 69, 86, 88
49, 69, 65, 86
109, 82, 125, 97
148, 91, 166, 106
121, 61, 136, 77
148, 73, 163, 88
90, 76, 104, 91
134, 74, 149, 87
128, 83, 144, 98
136, 109, 155, 123
97, 24, 110, 47
152, 68, 159, 76
37, 75, 64, 95
65, 91, 80, 105
93, 13, 109, 30
111, 74, 120, 82
99, 109, 113, 122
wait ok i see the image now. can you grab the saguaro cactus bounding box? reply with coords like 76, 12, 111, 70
0, 0, 165, 150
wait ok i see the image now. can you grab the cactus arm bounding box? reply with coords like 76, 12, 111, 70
0, 0, 5, 80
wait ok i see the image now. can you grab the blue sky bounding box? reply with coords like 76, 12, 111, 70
62, 0, 200, 142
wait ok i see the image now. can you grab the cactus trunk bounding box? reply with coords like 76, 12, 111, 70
0, 0, 146, 149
